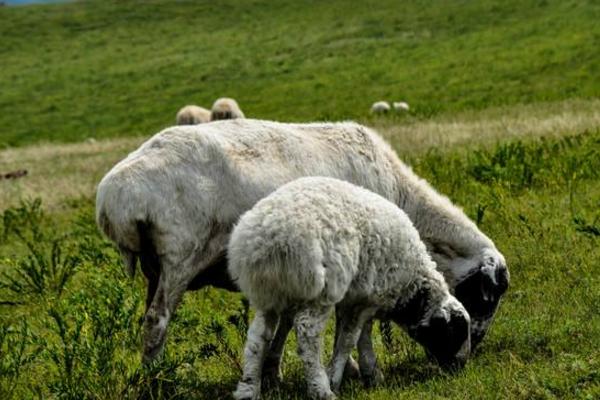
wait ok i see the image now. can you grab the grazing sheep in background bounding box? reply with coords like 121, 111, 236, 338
95, 119, 508, 366
230, 177, 471, 400
175, 105, 211, 125
393, 101, 410, 111
211, 97, 245, 120
370, 101, 391, 114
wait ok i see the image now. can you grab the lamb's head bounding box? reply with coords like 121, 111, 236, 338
428, 244, 509, 349
391, 279, 471, 370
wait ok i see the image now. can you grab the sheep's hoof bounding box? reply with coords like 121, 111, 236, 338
141, 342, 165, 364
362, 367, 384, 388
310, 389, 336, 400
261, 367, 282, 389
342, 357, 361, 381
233, 381, 260, 400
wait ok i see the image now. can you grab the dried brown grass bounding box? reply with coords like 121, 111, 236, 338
0, 137, 145, 212
375, 98, 600, 157
1, 99, 599, 212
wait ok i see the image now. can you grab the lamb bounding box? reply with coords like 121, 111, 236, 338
175, 105, 211, 125
370, 101, 391, 114
229, 177, 471, 400
211, 97, 245, 120
95, 119, 508, 366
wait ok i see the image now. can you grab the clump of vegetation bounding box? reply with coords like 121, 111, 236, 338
0, 199, 80, 301
0, 321, 41, 399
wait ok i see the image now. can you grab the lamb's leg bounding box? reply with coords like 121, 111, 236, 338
234, 310, 279, 400
329, 307, 377, 393
357, 318, 384, 387
334, 307, 360, 380
262, 309, 295, 387
295, 306, 335, 400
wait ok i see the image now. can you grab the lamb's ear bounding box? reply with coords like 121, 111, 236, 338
455, 262, 509, 318
394, 286, 431, 326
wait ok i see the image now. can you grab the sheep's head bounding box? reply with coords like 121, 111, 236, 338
452, 248, 509, 349
391, 284, 471, 370
427, 244, 509, 349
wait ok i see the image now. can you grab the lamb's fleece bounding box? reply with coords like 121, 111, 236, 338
229, 177, 444, 312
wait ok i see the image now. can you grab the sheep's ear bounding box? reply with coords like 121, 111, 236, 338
394, 286, 430, 326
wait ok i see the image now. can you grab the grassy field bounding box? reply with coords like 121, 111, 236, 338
1, 0, 599, 399
1, 0, 599, 147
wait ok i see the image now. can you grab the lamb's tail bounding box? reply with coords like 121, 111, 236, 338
228, 232, 326, 312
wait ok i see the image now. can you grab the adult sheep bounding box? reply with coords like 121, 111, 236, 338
229, 177, 471, 400
175, 105, 211, 125
211, 97, 245, 120
95, 119, 508, 365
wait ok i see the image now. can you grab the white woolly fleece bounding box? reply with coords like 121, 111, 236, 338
228, 177, 448, 313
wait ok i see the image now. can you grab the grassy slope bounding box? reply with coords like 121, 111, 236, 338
1, 0, 599, 147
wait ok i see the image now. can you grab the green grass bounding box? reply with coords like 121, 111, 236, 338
1, 0, 599, 147
1, 130, 599, 399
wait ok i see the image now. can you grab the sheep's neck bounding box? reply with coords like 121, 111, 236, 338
392, 159, 493, 260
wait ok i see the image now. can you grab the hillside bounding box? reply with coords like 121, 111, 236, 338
1, 0, 599, 147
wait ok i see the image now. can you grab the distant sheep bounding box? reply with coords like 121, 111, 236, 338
175, 105, 211, 125
393, 101, 410, 111
96, 119, 508, 365
370, 101, 391, 114
229, 177, 470, 400
211, 97, 245, 120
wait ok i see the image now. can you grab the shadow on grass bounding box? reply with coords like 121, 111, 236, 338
383, 358, 446, 388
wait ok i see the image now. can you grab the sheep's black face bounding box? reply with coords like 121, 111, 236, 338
412, 304, 471, 369
454, 257, 509, 349
426, 243, 509, 349
392, 288, 471, 369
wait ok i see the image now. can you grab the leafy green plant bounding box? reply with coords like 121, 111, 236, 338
0, 199, 80, 300
0, 320, 41, 399
46, 268, 143, 400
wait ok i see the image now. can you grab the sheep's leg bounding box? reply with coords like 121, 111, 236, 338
142, 273, 172, 363
329, 307, 377, 393
234, 310, 279, 400
143, 268, 196, 363
295, 306, 335, 400
262, 309, 295, 387
357, 318, 384, 387
141, 229, 230, 363
334, 307, 361, 380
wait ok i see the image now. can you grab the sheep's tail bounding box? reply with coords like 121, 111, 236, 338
228, 237, 326, 312
95, 206, 138, 277
96, 178, 158, 279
